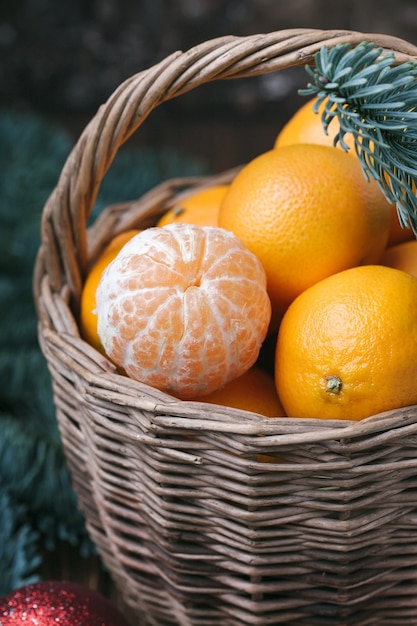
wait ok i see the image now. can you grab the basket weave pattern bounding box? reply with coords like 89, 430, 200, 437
34, 29, 417, 625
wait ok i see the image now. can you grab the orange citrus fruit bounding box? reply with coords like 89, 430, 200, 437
388, 206, 414, 246
95, 223, 271, 399
380, 239, 417, 278
188, 366, 285, 417
156, 184, 229, 227
218, 144, 391, 314
275, 97, 407, 248
275, 264, 417, 421
274, 97, 355, 151
80, 229, 141, 352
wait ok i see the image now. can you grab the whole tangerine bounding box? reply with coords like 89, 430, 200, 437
157, 184, 229, 227
275, 97, 407, 248
387, 205, 414, 246
274, 97, 356, 151
188, 365, 285, 417
80, 229, 141, 352
380, 239, 417, 278
218, 144, 391, 314
275, 264, 417, 420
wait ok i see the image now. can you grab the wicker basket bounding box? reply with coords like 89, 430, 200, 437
34, 29, 417, 625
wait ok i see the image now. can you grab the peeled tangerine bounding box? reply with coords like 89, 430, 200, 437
96, 223, 271, 399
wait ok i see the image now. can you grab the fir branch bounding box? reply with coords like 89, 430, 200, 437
0, 492, 41, 595
0, 413, 92, 553
0, 349, 55, 429
300, 41, 417, 235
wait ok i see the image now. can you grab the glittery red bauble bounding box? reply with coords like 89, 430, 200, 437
0, 580, 131, 625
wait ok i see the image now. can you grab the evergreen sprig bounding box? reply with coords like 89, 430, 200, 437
301, 41, 417, 234
0, 492, 41, 596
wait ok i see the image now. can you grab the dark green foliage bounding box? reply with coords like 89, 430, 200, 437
0, 491, 41, 596
0, 107, 206, 593
301, 41, 417, 235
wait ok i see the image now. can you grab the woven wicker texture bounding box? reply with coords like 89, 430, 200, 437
34, 29, 417, 625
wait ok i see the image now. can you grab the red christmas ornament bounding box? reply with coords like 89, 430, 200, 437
0, 580, 131, 625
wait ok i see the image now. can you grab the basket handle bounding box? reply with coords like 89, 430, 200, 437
35, 28, 417, 308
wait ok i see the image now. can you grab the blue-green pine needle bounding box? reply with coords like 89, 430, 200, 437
301, 41, 417, 234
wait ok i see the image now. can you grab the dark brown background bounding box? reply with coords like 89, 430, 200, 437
2, 1, 417, 172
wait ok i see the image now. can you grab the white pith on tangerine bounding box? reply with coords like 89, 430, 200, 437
95, 223, 272, 398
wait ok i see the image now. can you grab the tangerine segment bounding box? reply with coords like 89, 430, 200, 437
275, 264, 417, 421
96, 224, 271, 398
